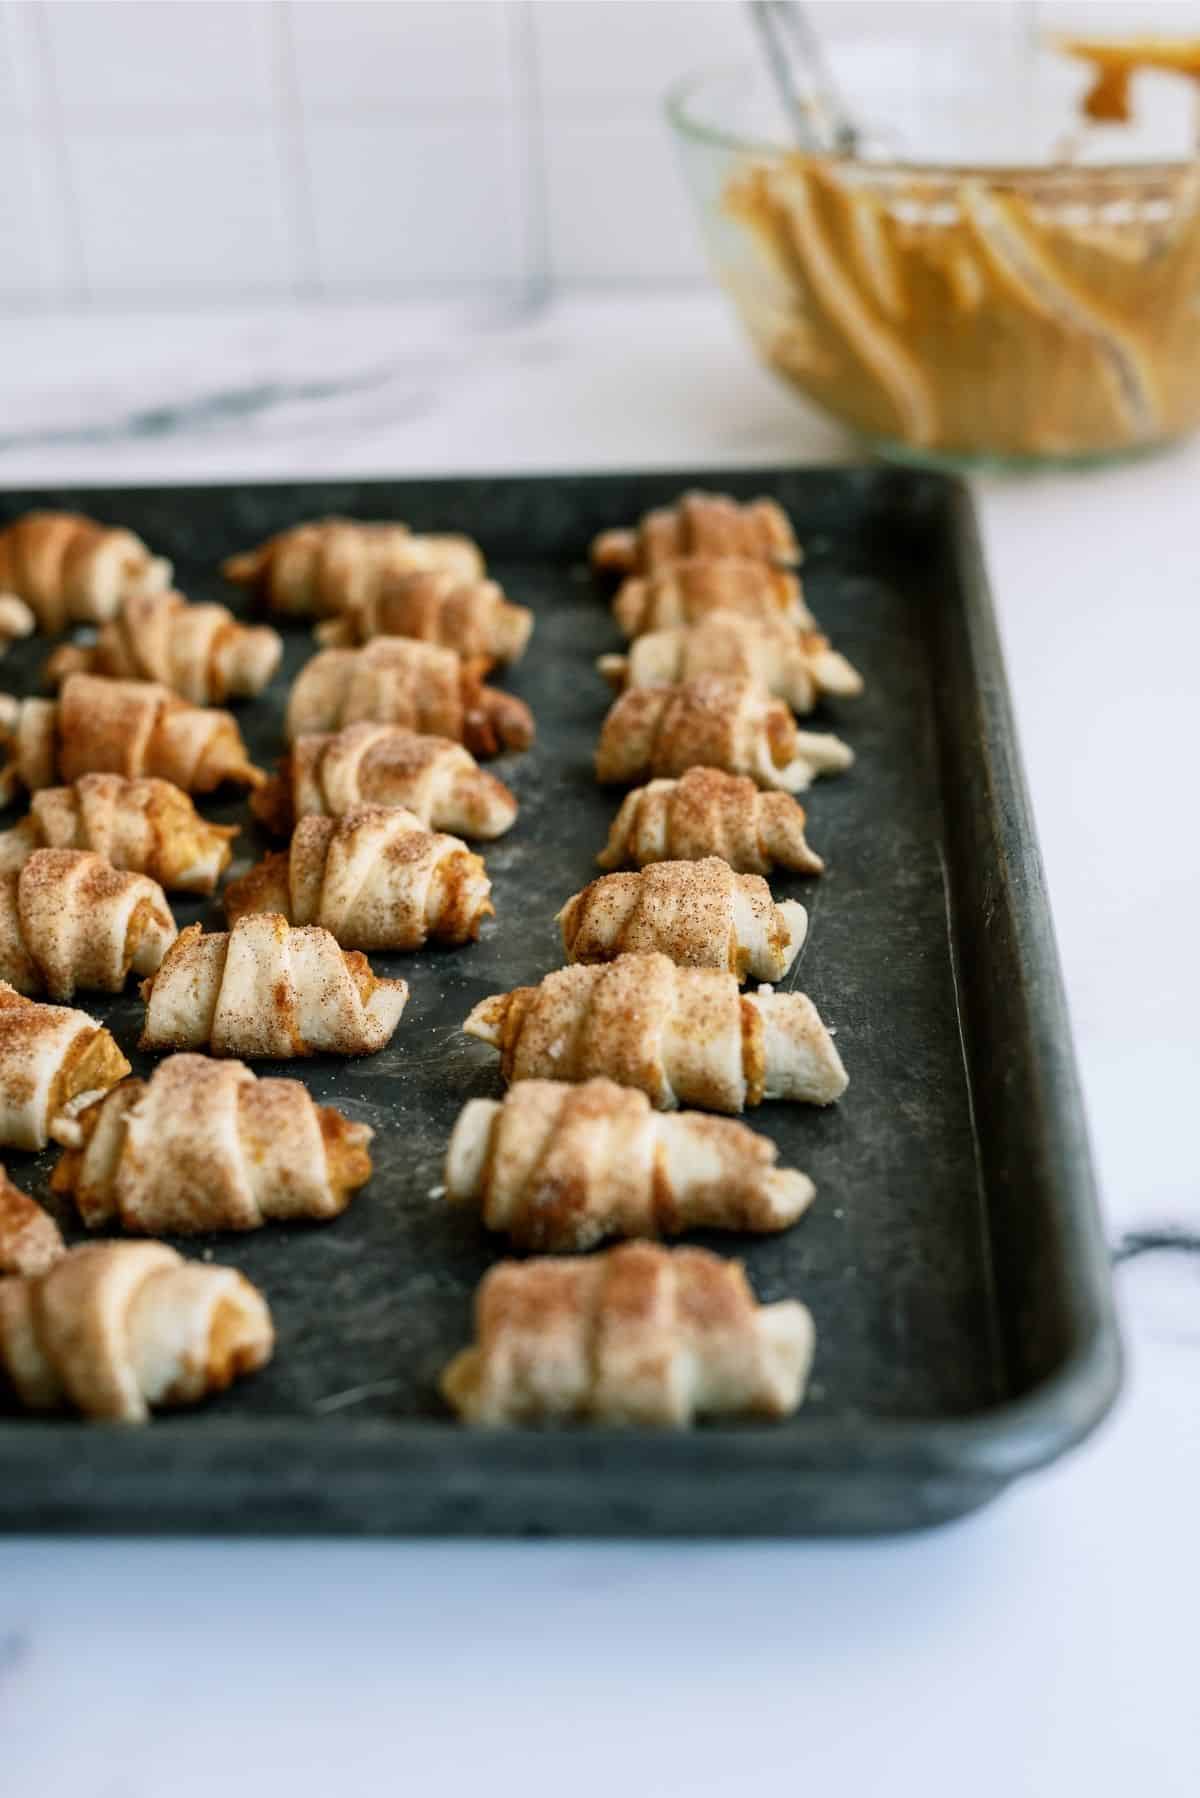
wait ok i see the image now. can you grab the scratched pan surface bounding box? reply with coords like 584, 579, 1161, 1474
0, 468, 1119, 1535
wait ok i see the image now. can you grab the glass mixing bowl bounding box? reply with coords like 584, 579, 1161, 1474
668, 46, 1200, 470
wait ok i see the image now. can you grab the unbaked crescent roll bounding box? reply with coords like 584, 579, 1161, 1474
0, 848, 176, 1001
0, 1240, 273, 1423
45, 590, 282, 704
223, 517, 484, 617
0, 1166, 64, 1275
315, 569, 533, 664
612, 557, 814, 639
591, 490, 801, 575
446, 1077, 814, 1251
599, 612, 863, 713
140, 913, 409, 1058
596, 768, 823, 876
51, 1053, 373, 1234
557, 857, 806, 981
0, 774, 237, 894
224, 806, 493, 951
0, 511, 172, 633
464, 951, 847, 1112
442, 1240, 815, 1427
595, 677, 853, 792
0, 674, 262, 801
251, 723, 518, 841
0, 595, 35, 657
285, 639, 534, 758
0, 982, 130, 1149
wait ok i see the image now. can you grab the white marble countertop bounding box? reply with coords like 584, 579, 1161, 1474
1, 292, 1195, 1796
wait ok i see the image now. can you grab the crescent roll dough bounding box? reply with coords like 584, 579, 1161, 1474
464, 951, 847, 1112
595, 677, 853, 792
0, 1167, 64, 1275
315, 569, 533, 664
251, 723, 518, 841
140, 913, 409, 1058
51, 1053, 373, 1234
0, 511, 172, 633
0, 774, 237, 894
442, 1240, 815, 1427
0, 1240, 273, 1423
599, 612, 863, 714
223, 517, 484, 617
0, 848, 176, 1001
285, 639, 535, 758
612, 557, 813, 639
446, 1077, 815, 1252
0, 596, 35, 657
0, 674, 261, 801
591, 491, 801, 575
224, 806, 493, 951
46, 590, 282, 704
558, 857, 806, 981
596, 768, 823, 876
0, 983, 130, 1149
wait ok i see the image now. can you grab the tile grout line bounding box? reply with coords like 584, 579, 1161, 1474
0, 0, 42, 308
27, 0, 88, 305
0, 95, 675, 128
508, 0, 552, 312
272, 0, 321, 300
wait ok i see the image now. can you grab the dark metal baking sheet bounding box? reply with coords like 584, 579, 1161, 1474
0, 467, 1120, 1534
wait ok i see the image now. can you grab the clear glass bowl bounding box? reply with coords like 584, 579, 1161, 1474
667, 50, 1200, 470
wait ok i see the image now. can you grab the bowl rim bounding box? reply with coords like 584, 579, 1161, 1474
664, 62, 1200, 181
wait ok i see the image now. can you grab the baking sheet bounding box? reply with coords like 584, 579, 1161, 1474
0, 468, 1120, 1533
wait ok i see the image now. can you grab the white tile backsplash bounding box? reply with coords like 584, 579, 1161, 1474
0, 0, 1159, 309
1037, 0, 1200, 27
0, 0, 39, 118
533, 1, 747, 104
290, 1, 516, 108
65, 123, 294, 298
305, 116, 527, 289
0, 127, 58, 299
43, 0, 278, 113
543, 116, 706, 283
529, 0, 1018, 105
0, 4, 81, 302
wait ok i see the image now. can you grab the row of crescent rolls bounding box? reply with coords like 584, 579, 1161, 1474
216, 516, 575, 1429
0, 505, 279, 943
200, 517, 544, 1052
0, 511, 545, 1424
0, 515, 274, 1421
446, 493, 861, 1429
0, 506, 527, 661
202, 519, 549, 1105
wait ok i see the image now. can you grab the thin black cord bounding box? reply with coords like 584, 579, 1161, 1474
1113, 1229, 1200, 1265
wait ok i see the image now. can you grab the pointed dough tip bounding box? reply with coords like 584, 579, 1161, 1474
463, 993, 509, 1046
